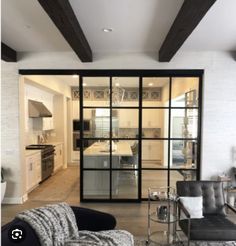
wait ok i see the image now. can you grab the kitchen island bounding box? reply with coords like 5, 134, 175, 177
83, 141, 133, 198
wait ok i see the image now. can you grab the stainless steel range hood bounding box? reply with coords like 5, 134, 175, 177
28, 100, 52, 118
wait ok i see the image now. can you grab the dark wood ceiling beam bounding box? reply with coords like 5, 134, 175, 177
159, 0, 217, 62
1, 43, 17, 62
38, 0, 92, 62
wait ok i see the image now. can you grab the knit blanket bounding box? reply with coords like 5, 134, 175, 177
16, 203, 134, 246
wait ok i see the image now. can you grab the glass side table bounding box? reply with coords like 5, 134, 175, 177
146, 187, 178, 246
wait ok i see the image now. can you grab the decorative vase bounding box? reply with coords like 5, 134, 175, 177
1, 181, 7, 202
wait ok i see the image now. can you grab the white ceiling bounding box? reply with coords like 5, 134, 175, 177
1, 0, 236, 54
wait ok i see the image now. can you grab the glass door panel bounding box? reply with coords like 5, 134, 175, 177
112, 77, 139, 107
112, 171, 138, 199
170, 140, 197, 169
142, 77, 170, 107
83, 171, 110, 199
83, 108, 111, 138
142, 140, 168, 168
142, 109, 169, 138
142, 170, 168, 198
171, 77, 199, 107
83, 141, 110, 169
115, 108, 139, 138
171, 109, 198, 138
112, 140, 139, 169
83, 77, 110, 107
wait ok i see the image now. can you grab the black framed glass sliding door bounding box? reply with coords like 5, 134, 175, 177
80, 76, 141, 201
80, 71, 202, 202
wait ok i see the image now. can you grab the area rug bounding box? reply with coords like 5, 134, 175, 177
133, 237, 236, 246
28, 167, 79, 202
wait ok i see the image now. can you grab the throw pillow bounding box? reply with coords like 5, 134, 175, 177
179, 196, 204, 219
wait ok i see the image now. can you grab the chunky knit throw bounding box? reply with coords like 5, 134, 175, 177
16, 202, 134, 246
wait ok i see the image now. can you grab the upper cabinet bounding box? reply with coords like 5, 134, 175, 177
118, 109, 138, 128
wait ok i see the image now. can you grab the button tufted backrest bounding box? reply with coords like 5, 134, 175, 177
176, 181, 226, 215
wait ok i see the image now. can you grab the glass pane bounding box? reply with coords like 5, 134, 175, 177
115, 109, 139, 138
112, 77, 139, 107
83, 108, 110, 138
142, 77, 170, 107
170, 140, 197, 169
83, 171, 110, 199
112, 171, 138, 199
171, 77, 199, 107
170, 170, 197, 191
142, 109, 169, 138
142, 170, 167, 198
83, 141, 110, 169
171, 109, 198, 138
112, 140, 139, 169
142, 140, 168, 168
83, 77, 110, 107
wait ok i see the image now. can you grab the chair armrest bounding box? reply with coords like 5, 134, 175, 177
225, 203, 236, 214
177, 200, 191, 218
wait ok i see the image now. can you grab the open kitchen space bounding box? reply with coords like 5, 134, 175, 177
16, 72, 200, 204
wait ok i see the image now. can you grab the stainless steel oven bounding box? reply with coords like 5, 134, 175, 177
26, 144, 55, 182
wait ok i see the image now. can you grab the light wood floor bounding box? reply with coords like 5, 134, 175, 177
2, 166, 235, 237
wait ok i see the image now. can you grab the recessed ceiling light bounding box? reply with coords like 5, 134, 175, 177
72, 74, 78, 78
148, 83, 153, 86
102, 28, 113, 33
115, 83, 120, 87
83, 83, 87, 86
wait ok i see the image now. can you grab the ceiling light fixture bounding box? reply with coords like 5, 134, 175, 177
72, 74, 79, 78
102, 28, 113, 33
115, 83, 120, 87
83, 83, 87, 86
148, 83, 153, 86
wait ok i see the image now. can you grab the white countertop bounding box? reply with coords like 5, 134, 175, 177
84, 141, 133, 157
25, 149, 41, 156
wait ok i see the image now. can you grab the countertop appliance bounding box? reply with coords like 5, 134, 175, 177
26, 144, 55, 182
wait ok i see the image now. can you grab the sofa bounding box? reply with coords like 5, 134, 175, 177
1, 206, 117, 245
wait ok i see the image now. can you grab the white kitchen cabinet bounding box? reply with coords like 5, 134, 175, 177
142, 109, 163, 128
142, 141, 161, 161
26, 152, 41, 192
118, 109, 138, 128
54, 143, 63, 172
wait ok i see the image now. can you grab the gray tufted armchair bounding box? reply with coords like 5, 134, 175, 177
176, 181, 236, 246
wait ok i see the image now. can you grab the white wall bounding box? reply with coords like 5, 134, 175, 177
1, 62, 26, 203
17, 51, 236, 179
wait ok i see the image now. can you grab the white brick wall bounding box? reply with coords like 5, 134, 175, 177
1, 61, 23, 202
